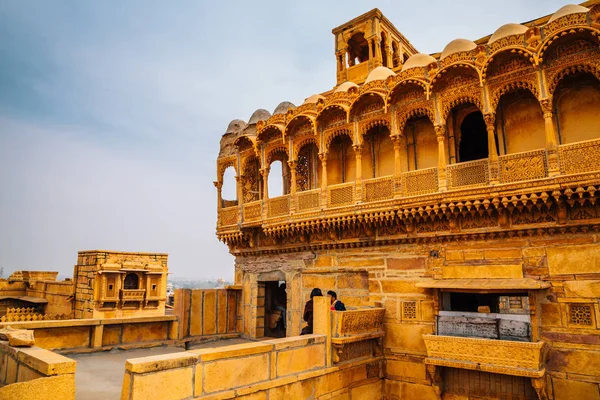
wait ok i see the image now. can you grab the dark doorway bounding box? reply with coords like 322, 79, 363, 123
124, 273, 139, 290
264, 281, 287, 338
459, 111, 488, 162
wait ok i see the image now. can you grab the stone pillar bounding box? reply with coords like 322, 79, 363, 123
214, 181, 223, 211
313, 296, 332, 367
353, 144, 363, 202
319, 153, 328, 207
484, 114, 500, 185
391, 136, 402, 176
386, 46, 393, 68
541, 99, 560, 176
288, 160, 297, 213
261, 168, 270, 200
235, 175, 244, 206
435, 125, 448, 191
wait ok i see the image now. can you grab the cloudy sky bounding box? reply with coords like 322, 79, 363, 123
0, 1, 568, 279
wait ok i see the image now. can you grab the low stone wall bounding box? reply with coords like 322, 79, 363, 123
121, 334, 382, 400
0, 340, 76, 400
0, 315, 178, 352
173, 288, 241, 342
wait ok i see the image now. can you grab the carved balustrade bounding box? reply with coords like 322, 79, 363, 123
243, 201, 262, 223
424, 334, 546, 377
220, 206, 238, 226
498, 149, 547, 184
296, 189, 321, 212
447, 159, 489, 189
363, 175, 394, 202
328, 182, 355, 207
401, 167, 439, 196
267, 195, 290, 218
330, 307, 385, 364
558, 138, 600, 175
120, 289, 146, 301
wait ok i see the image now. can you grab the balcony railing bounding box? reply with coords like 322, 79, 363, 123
363, 175, 394, 202
243, 201, 262, 222
402, 167, 438, 196
296, 189, 321, 212
437, 311, 531, 342
268, 195, 290, 218
499, 149, 547, 183
559, 138, 600, 175
330, 308, 386, 364
423, 334, 546, 378
216, 139, 600, 230
220, 207, 238, 226
328, 182, 355, 207
447, 159, 489, 189
120, 289, 146, 301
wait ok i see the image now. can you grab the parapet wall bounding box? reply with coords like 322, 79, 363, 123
121, 334, 382, 400
0, 340, 76, 400
0, 315, 178, 352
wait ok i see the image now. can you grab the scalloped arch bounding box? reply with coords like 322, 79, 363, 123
316, 104, 349, 125
349, 92, 386, 119
549, 63, 600, 96
430, 63, 482, 89
539, 26, 600, 63
386, 79, 429, 107
396, 106, 436, 135
482, 47, 536, 78
285, 114, 316, 137
218, 159, 238, 181
324, 128, 353, 153
491, 81, 540, 111
257, 125, 284, 143
266, 146, 289, 165
293, 136, 320, 160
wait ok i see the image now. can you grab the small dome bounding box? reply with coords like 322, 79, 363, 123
334, 81, 359, 93
489, 23, 529, 43
440, 38, 477, 60
225, 119, 247, 134
248, 109, 271, 125
549, 4, 589, 23
273, 101, 296, 115
303, 94, 325, 104
401, 53, 438, 72
365, 66, 396, 84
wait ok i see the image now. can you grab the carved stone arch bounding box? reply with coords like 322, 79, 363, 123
349, 93, 386, 122
242, 154, 261, 175
548, 63, 600, 96
431, 63, 482, 88
397, 107, 436, 135
234, 135, 258, 156
266, 146, 289, 165
285, 115, 316, 139
293, 136, 320, 160
217, 158, 238, 181
386, 79, 429, 107
431, 65, 484, 120
359, 118, 391, 144
540, 20, 598, 61
324, 128, 353, 153
257, 125, 284, 145
316, 105, 349, 132
482, 48, 536, 80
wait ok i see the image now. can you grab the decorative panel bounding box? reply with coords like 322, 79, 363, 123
447, 159, 489, 189
402, 168, 438, 196
499, 149, 547, 183
268, 195, 290, 218
559, 138, 600, 175
220, 207, 238, 226
296, 189, 321, 212
363, 176, 394, 202
328, 183, 354, 207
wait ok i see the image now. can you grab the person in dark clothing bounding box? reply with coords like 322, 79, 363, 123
327, 290, 346, 311
301, 288, 322, 335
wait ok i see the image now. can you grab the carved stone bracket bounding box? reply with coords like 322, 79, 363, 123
426, 364, 444, 398
531, 377, 548, 400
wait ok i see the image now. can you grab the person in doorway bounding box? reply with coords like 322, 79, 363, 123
273, 283, 287, 330
301, 288, 322, 335
327, 290, 346, 311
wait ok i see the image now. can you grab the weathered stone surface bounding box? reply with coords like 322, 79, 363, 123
547, 244, 600, 275
0, 328, 35, 347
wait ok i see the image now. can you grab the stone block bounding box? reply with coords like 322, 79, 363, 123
302, 275, 336, 290
276, 344, 324, 377
17, 347, 76, 375
339, 258, 385, 268
463, 250, 484, 260
484, 248, 522, 259
547, 348, 600, 377
552, 377, 600, 400
380, 279, 427, 295
237, 392, 267, 400
337, 273, 368, 289
315, 255, 334, 267
442, 264, 523, 279
540, 303, 562, 327
190, 290, 203, 336
0, 373, 75, 400
218, 290, 228, 334
126, 352, 197, 374
385, 358, 427, 382
0, 328, 34, 347
122, 322, 167, 344
268, 379, 314, 398
130, 366, 193, 400
383, 323, 433, 354
387, 258, 426, 270
547, 244, 600, 275
204, 290, 217, 335
349, 379, 382, 400
399, 381, 439, 400
202, 353, 269, 393
16, 364, 41, 382
564, 280, 600, 298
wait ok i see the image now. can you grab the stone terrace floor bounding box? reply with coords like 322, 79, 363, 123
71, 338, 251, 400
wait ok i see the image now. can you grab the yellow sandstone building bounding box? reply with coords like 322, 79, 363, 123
215, 3, 600, 399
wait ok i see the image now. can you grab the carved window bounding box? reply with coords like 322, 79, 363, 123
296, 143, 319, 191
568, 304, 594, 327
242, 158, 261, 203
347, 32, 369, 66
402, 301, 417, 320
124, 273, 139, 290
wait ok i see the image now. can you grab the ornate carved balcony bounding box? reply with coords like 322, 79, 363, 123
219, 206, 238, 226
447, 159, 489, 189
328, 182, 355, 207
363, 175, 394, 202
330, 308, 385, 364
401, 167, 438, 196
267, 195, 290, 218
120, 289, 146, 302
423, 334, 546, 378
559, 138, 600, 175
296, 189, 321, 212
